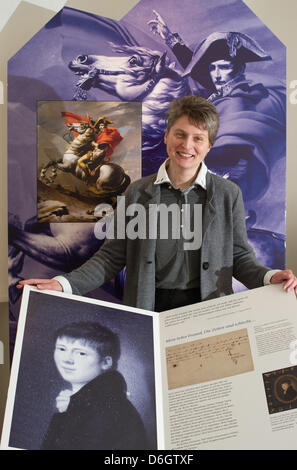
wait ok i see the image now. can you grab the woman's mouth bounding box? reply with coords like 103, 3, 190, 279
177, 152, 193, 159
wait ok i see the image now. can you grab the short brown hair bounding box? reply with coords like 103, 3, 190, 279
166, 95, 220, 146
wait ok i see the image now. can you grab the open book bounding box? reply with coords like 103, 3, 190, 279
1, 284, 297, 450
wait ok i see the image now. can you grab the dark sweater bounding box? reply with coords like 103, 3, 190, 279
41, 370, 148, 450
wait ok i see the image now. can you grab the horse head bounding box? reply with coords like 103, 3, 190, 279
69, 43, 181, 101
66, 121, 90, 134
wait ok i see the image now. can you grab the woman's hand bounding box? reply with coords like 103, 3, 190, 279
270, 269, 297, 296
16, 279, 63, 291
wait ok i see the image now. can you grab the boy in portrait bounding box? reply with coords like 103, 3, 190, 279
41, 321, 147, 450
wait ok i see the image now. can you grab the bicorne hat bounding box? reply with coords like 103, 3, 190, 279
183, 32, 271, 91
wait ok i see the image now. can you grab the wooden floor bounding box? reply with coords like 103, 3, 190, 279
0, 302, 10, 438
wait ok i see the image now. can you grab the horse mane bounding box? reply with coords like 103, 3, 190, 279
109, 42, 174, 68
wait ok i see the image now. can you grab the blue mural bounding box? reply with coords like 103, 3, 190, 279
7, 1, 286, 350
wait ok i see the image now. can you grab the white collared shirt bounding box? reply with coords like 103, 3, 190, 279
154, 159, 208, 190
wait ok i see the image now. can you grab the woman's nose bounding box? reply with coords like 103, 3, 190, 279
182, 136, 193, 150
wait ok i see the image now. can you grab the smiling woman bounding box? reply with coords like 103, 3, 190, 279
163, 96, 219, 189
164, 115, 211, 188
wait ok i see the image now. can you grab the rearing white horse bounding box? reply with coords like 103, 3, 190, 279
40, 120, 130, 195
69, 43, 191, 151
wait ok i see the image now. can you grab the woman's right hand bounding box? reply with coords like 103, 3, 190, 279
16, 279, 63, 291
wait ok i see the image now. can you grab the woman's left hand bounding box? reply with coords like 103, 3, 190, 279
270, 269, 297, 296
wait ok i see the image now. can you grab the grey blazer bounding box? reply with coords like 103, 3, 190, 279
64, 172, 269, 310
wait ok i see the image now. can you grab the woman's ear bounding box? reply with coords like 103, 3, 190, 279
164, 128, 168, 145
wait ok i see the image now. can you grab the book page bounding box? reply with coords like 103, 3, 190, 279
159, 284, 297, 450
